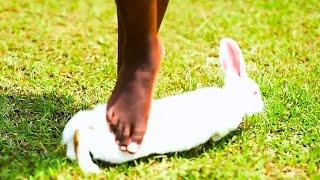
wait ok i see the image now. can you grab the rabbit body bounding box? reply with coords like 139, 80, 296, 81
63, 87, 247, 173
62, 38, 264, 173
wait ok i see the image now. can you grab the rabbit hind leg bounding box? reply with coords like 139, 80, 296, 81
74, 129, 100, 174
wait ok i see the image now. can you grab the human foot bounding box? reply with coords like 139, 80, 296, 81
107, 36, 164, 153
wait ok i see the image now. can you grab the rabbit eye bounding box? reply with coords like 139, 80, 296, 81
253, 91, 258, 95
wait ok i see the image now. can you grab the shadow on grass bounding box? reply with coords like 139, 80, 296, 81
0, 91, 89, 178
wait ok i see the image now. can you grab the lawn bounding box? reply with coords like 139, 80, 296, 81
0, 0, 319, 179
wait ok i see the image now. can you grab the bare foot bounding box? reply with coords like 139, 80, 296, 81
107, 36, 164, 153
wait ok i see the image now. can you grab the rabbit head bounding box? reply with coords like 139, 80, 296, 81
219, 38, 264, 115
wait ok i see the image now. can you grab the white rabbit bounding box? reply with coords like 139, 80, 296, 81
62, 38, 264, 174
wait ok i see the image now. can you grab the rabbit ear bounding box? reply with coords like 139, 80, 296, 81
219, 38, 247, 78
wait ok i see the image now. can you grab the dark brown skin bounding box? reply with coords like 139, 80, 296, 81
107, 0, 169, 153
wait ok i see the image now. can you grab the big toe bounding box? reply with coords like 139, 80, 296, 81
127, 142, 140, 154
126, 131, 145, 154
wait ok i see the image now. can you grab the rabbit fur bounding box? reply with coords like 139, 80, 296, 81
62, 38, 264, 174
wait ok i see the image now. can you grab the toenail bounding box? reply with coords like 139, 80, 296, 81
120, 146, 127, 151
127, 143, 140, 153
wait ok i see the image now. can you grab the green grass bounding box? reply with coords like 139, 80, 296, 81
0, 0, 319, 178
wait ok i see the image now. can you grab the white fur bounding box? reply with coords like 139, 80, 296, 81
62, 38, 264, 174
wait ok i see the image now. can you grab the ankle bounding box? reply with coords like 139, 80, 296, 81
123, 36, 161, 70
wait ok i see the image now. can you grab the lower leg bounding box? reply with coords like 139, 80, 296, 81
107, 0, 164, 153
116, 0, 168, 73
116, 1, 124, 75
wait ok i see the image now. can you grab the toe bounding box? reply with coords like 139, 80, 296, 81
106, 106, 114, 123
127, 130, 145, 154
119, 126, 130, 151
130, 129, 145, 145
115, 123, 123, 143
106, 107, 118, 133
